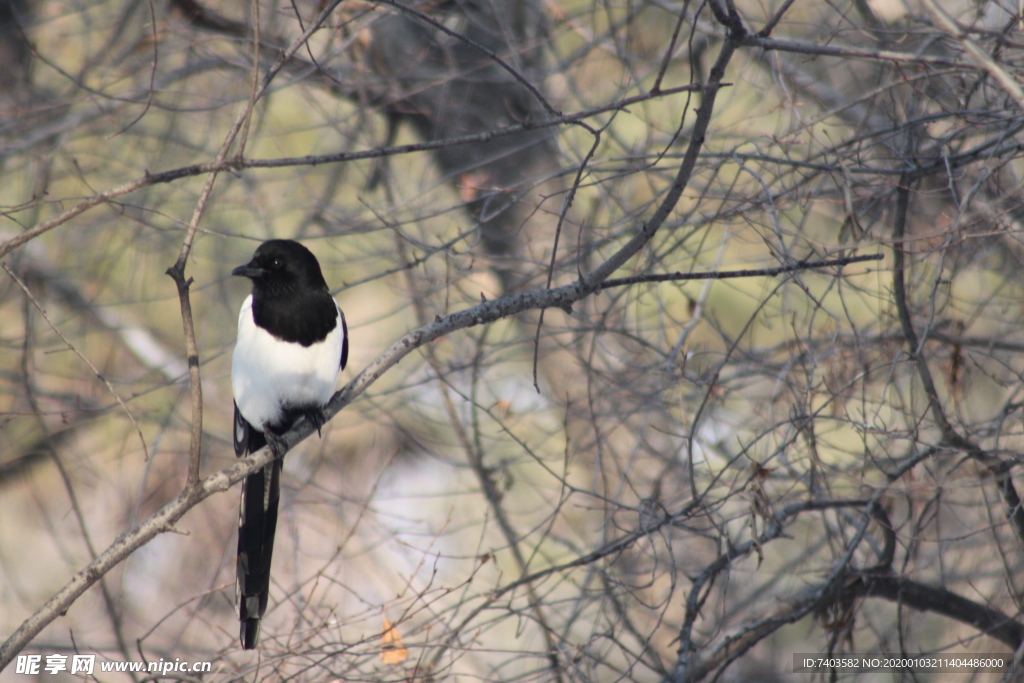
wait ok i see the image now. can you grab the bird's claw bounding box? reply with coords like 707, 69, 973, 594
265, 430, 288, 457
303, 407, 328, 437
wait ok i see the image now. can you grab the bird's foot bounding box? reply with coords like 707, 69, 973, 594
302, 407, 328, 437
264, 430, 289, 458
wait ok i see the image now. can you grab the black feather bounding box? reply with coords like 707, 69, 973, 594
234, 404, 282, 650
340, 312, 349, 370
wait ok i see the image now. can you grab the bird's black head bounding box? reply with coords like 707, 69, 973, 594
232, 240, 329, 296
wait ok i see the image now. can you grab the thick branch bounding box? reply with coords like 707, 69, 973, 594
671, 446, 938, 682
847, 576, 1024, 649
579, 31, 738, 291
678, 575, 1022, 683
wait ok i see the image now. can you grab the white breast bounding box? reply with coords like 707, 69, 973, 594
231, 294, 344, 430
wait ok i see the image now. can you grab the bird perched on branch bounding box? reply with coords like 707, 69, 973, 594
230, 239, 348, 650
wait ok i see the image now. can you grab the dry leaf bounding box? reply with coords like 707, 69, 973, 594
381, 618, 408, 665
457, 171, 492, 203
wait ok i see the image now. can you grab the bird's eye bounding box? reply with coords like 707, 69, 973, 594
272, 258, 283, 268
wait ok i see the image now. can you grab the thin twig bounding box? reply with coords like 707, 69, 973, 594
890, 174, 1024, 549
532, 126, 605, 392
374, 0, 561, 118
1, 262, 150, 461
921, 0, 1024, 112
16, 296, 139, 680
600, 253, 883, 289
165, 0, 348, 487
0, 82, 707, 262
671, 446, 937, 682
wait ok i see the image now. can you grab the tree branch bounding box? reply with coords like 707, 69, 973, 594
599, 253, 883, 289
0, 75, 741, 662
846, 576, 1024, 649
0, 83, 706, 262
891, 173, 1024, 549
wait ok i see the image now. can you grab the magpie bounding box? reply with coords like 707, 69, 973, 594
230, 239, 348, 650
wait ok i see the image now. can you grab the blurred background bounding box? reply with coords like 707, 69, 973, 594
2, 0, 1024, 680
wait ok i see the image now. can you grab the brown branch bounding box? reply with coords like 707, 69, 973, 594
576, 23, 739, 292
678, 574, 1023, 683
0, 79, 740, 662
533, 127, 605, 390
398, 240, 565, 680
165, 267, 204, 488
14, 293, 139, 678
599, 253, 883, 289
0, 463, 236, 670
374, 0, 561, 118
0, 83, 706, 262
672, 446, 938, 682
920, 0, 1024, 111
1, 263, 149, 461
0, 257, 647, 669
740, 34, 981, 69
0, 14, 736, 662
845, 576, 1024, 649
890, 173, 1024, 549
169, 0, 248, 37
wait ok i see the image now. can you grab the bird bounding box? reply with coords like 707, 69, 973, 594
230, 239, 348, 650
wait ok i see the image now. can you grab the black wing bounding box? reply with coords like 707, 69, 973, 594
233, 402, 264, 456
339, 307, 349, 370
233, 403, 280, 650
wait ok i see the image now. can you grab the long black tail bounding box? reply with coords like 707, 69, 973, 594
234, 404, 281, 650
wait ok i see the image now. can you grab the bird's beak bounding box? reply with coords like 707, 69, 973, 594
231, 262, 265, 279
